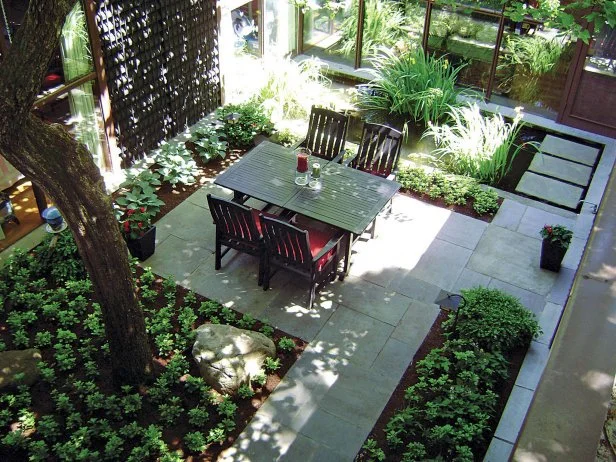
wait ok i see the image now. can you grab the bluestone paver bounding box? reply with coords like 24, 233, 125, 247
468, 226, 557, 295
529, 152, 592, 186
515, 341, 550, 391
328, 275, 413, 326
436, 211, 487, 250
516, 171, 584, 209
372, 337, 420, 380
547, 266, 576, 305
389, 274, 443, 305
409, 238, 472, 290
488, 278, 546, 316
516, 206, 575, 240
145, 234, 212, 283
484, 438, 514, 462
494, 385, 535, 443
540, 134, 600, 166
491, 199, 526, 231
535, 302, 565, 346
391, 300, 440, 350
451, 268, 492, 293
313, 305, 395, 368
562, 236, 586, 270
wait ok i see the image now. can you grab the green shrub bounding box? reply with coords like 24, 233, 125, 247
154, 142, 199, 186
424, 104, 530, 185
191, 123, 228, 163
357, 47, 469, 129
396, 166, 500, 216
447, 287, 542, 353
216, 100, 274, 149
472, 188, 500, 216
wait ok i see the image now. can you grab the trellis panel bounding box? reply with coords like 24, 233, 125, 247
95, 0, 220, 166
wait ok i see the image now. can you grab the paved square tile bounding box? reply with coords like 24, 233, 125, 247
436, 212, 487, 250
515, 341, 550, 391
145, 234, 213, 284
389, 274, 443, 305
494, 385, 534, 443
492, 199, 526, 231
391, 300, 440, 351
468, 226, 557, 295
328, 275, 412, 326
154, 200, 216, 249
535, 301, 564, 345
408, 238, 472, 290
313, 305, 395, 368
517, 205, 575, 240
488, 279, 546, 315
452, 268, 492, 293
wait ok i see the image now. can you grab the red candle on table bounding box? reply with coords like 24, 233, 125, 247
297, 152, 308, 173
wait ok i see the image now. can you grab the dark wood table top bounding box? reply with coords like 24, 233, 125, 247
214, 141, 400, 235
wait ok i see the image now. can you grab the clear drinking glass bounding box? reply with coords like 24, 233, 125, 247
295, 147, 311, 185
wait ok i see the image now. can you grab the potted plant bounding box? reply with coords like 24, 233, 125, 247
120, 207, 156, 261
539, 224, 573, 272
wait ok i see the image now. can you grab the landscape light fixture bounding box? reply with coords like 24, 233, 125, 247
434, 290, 467, 336
0, 192, 19, 226
225, 112, 241, 125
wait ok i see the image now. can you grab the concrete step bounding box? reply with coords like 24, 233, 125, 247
528, 153, 592, 187
515, 172, 584, 209
540, 135, 599, 167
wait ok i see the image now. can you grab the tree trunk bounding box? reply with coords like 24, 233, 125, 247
0, 0, 152, 384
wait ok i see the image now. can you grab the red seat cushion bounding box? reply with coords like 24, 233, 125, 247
295, 219, 339, 271
252, 208, 281, 235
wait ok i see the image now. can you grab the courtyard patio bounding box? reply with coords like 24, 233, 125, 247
143, 172, 591, 460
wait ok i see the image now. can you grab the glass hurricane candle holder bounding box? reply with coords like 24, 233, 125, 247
309, 162, 322, 190
295, 147, 310, 186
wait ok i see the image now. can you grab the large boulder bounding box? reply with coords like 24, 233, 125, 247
0, 349, 42, 391
192, 324, 275, 395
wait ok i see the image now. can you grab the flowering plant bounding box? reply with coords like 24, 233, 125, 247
120, 207, 152, 240
539, 224, 573, 249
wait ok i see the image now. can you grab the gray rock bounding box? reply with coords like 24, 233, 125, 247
0, 349, 42, 391
192, 324, 275, 395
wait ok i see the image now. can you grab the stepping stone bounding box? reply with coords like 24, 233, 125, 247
516, 172, 583, 209
540, 135, 599, 167
528, 153, 592, 186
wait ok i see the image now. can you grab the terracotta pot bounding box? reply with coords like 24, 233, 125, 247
540, 238, 567, 272
126, 225, 156, 261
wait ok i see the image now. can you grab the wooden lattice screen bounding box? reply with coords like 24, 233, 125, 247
95, 0, 220, 166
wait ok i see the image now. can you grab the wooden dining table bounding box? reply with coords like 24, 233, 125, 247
214, 140, 400, 277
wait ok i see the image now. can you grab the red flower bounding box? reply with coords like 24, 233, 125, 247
127, 209, 134, 216
140, 207, 146, 213
123, 221, 130, 231
138, 222, 143, 228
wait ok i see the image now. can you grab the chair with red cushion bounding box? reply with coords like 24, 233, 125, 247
259, 214, 344, 309
347, 122, 402, 179
299, 106, 349, 163
207, 194, 274, 286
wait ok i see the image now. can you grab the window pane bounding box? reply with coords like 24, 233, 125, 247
585, 25, 616, 76
427, 5, 500, 92
264, 0, 296, 56
361, 0, 425, 68
302, 1, 355, 67
493, 19, 574, 114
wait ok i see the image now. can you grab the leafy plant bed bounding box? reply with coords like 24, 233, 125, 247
0, 237, 306, 461
396, 167, 503, 222
356, 287, 539, 461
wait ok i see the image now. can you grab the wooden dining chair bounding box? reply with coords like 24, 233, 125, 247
347, 123, 402, 238
347, 122, 403, 179
259, 214, 344, 309
299, 106, 349, 163
207, 194, 272, 286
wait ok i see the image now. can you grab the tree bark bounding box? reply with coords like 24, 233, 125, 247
0, 0, 152, 384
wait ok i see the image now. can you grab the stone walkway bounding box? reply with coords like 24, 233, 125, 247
516, 134, 600, 209
143, 179, 590, 461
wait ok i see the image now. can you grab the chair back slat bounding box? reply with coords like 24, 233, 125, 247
303, 106, 349, 162
207, 194, 260, 243
351, 123, 402, 178
260, 215, 312, 271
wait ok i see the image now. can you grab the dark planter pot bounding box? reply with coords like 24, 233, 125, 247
540, 238, 567, 272
126, 226, 156, 261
